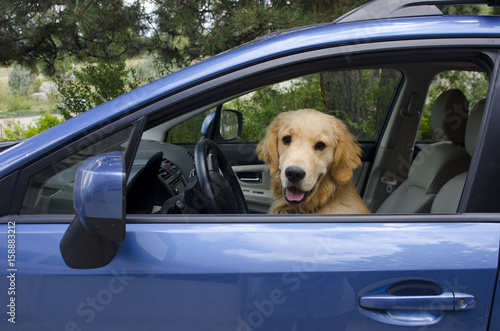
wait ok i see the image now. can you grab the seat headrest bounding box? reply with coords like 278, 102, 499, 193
431, 89, 469, 144
465, 99, 485, 156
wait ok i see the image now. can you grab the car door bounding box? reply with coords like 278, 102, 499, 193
1, 44, 500, 331
2, 214, 498, 329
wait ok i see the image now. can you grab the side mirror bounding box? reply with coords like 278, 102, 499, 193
201, 109, 243, 141
60, 152, 126, 269
220, 109, 242, 141
201, 112, 216, 136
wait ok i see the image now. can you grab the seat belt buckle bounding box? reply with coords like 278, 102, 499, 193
386, 184, 393, 193
381, 176, 398, 194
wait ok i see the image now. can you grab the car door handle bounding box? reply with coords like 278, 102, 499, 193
359, 291, 475, 312
236, 171, 262, 183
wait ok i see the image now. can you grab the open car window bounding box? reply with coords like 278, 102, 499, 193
136, 60, 491, 217
165, 69, 402, 144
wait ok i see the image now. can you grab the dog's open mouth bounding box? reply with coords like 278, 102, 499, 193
284, 186, 311, 204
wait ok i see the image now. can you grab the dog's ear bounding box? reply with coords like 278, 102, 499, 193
331, 119, 362, 184
256, 114, 282, 174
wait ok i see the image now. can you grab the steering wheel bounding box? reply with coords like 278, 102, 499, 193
194, 138, 248, 214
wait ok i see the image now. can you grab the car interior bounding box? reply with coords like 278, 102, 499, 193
18, 54, 491, 217
134, 61, 489, 216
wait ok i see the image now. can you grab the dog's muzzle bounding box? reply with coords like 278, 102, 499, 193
283, 166, 311, 204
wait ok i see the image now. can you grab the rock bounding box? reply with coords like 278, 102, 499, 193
31, 92, 48, 100
39, 81, 58, 94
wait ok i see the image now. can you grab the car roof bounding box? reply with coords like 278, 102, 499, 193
1, 1, 500, 176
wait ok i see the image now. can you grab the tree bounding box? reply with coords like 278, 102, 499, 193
0, 0, 370, 73
321, 69, 400, 139
0, 0, 149, 75
1, 1, 497, 75
152, 0, 368, 70
53, 59, 152, 119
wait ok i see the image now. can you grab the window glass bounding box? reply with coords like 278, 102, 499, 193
417, 70, 489, 142
20, 126, 132, 214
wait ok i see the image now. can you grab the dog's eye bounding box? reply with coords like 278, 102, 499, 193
282, 135, 291, 145
315, 141, 326, 151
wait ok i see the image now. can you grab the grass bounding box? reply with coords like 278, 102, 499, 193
0, 67, 10, 87
0, 55, 161, 120
0, 67, 57, 118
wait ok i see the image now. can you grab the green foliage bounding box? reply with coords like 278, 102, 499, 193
53, 60, 153, 119
0, 94, 33, 112
1, 0, 496, 76
0, 0, 149, 75
230, 75, 326, 142
440, 5, 487, 15
127, 65, 157, 91
165, 75, 325, 143
131, 55, 172, 82
167, 70, 399, 144
31, 78, 44, 94
53, 74, 93, 120
166, 111, 210, 143
1, 112, 63, 140
8, 65, 33, 96
0, 81, 55, 115
418, 71, 489, 141
77, 62, 128, 105
153, 0, 368, 69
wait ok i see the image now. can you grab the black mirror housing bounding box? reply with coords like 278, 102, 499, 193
60, 152, 126, 269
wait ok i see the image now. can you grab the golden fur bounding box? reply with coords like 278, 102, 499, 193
256, 109, 370, 214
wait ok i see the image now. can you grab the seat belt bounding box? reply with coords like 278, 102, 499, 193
381, 92, 421, 193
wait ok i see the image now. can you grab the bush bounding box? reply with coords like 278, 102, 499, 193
0, 94, 32, 112
8, 65, 33, 96
53, 74, 93, 120
1, 113, 64, 140
53, 60, 154, 119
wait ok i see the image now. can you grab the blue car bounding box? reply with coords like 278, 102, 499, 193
2, 0, 500, 329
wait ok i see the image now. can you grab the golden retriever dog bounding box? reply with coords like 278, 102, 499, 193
256, 109, 370, 214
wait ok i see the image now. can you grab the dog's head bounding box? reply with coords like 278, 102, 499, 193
256, 109, 362, 206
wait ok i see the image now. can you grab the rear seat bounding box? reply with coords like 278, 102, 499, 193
376, 89, 470, 213
431, 99, 486, 213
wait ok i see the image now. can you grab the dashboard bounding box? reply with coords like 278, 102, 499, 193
126, 140, 195, 214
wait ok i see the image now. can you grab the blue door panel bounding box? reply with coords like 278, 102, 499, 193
1, 222, 498, 330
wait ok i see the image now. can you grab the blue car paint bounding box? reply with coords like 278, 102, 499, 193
73, 152, 125, 224
0, 222, 498, 329
0, 16, 499, 177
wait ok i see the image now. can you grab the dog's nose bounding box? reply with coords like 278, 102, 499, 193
285, 166, 306, 183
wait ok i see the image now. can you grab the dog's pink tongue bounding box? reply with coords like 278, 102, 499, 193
286, 187, 305, 202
